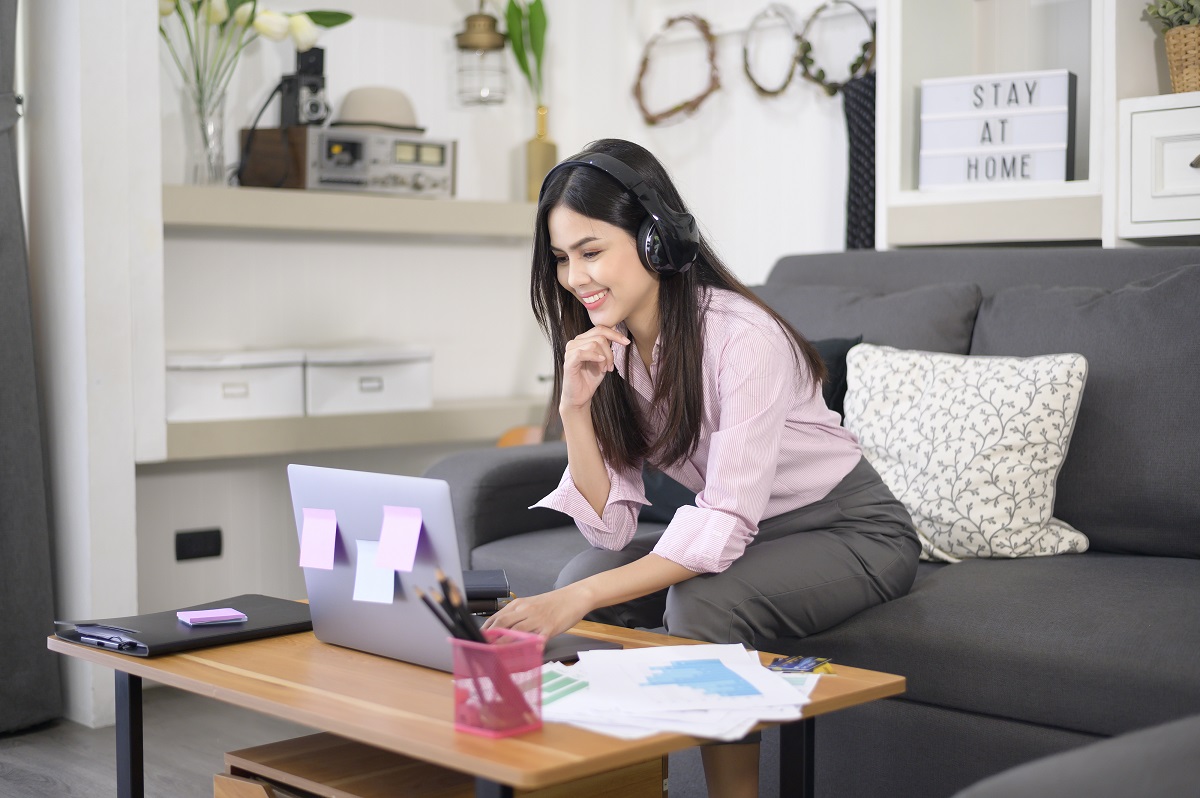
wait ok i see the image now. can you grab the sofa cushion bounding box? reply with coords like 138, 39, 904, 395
753, 282, 982, 354
471, 522, 670, 598
639, 467, 695, 524
811, 335, 861, 418
769, 553, 1200, 737
844, 345, 1090, 561
470, 526, 592, 598
970, 264, 1200, 558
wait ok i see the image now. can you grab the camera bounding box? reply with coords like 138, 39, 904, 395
281, 47, 330, 127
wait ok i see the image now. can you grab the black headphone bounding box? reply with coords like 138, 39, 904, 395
539, 152, 700, 276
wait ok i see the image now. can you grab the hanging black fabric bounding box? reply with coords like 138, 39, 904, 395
842, 71, 876, 250
0, 0, 63, 731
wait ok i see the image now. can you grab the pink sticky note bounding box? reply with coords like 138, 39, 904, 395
375, 505, 422, 572
177, 608, 247, 626
299, 507, 337, 570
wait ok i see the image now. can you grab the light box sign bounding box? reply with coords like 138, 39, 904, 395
918, 69, 1076, 189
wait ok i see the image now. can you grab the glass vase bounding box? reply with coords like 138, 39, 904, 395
183, 88, 227, 185
526, 105, 557, 202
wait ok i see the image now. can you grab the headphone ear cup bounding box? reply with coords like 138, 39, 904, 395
638, 216, 670, 274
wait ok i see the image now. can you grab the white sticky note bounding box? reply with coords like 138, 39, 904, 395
375, 505, 422, 572
352, 539, 395, 604
299, 508, 337, 570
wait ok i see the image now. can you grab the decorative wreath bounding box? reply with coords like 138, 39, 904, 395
633, 14, 721, 126
797, 0, 876, 97
741, 4, 803, 97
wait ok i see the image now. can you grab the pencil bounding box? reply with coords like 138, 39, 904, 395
446, 579, 489, 644
414, 587, 464, 639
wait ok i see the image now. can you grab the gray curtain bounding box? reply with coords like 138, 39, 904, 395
0, 0, 63, 732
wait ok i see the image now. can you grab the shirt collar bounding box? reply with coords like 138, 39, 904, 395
611, 323, 660, 389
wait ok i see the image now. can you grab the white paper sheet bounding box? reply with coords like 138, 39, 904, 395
540, 645, 816, 741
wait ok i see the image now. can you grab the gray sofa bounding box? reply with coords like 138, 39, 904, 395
425, 247, 1200, 797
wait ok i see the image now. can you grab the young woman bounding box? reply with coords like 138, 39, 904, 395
484, 139, 919, 798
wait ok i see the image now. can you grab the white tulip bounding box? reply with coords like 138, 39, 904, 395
289, 13, 319, 53
158, 0, 176, 17
252, 9, 290, 41
234, 3, 255, 26
205, 0, 229, 24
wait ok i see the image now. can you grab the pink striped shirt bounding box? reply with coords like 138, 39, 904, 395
533, 288, 862, 574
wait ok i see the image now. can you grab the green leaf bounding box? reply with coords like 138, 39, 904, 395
528, 0, 547, 96
506, 0, 532, 89
304, 11, 353, 29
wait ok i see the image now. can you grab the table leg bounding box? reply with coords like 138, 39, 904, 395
474, 779, 515, 798
115, 671, 144, 798
779, 717, 815, 798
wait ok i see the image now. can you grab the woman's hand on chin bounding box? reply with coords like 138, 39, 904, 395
560, 325, 630, 412
481, 585, 593, 639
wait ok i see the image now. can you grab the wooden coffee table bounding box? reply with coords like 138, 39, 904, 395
49, 621, 904, 798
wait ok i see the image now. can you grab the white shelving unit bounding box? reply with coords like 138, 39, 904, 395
1119, 91, 1200, 240
163, 185, 537, 238
164, 396, 547, 462
140, 187, 543, 464
876, 0, 1167, 248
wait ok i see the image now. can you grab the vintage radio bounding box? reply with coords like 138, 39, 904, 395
238, 126, 456, 198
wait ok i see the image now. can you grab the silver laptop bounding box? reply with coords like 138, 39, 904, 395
287, 464, 618, 671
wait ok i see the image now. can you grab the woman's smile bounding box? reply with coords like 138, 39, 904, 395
580, 289, 608, 308
549, 206, 659, 338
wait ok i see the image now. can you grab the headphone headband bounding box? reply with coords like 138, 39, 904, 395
539, 152, 700, 275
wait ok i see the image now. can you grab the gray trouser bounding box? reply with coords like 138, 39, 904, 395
555, 456, 920, 647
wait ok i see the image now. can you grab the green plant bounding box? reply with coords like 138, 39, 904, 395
505, 0, 547, 105
1146, 0, 1200, 30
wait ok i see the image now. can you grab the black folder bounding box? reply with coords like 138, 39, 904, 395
54, 594, 311, 657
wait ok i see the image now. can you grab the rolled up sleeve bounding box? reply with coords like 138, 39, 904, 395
532, 461, 648, 550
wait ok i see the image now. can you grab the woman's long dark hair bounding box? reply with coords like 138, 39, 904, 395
531, 139, 827, 472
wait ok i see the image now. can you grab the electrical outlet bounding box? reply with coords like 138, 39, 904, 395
175, 528, 222, 561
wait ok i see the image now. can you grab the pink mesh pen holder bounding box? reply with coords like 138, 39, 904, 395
451, 628, 545, 738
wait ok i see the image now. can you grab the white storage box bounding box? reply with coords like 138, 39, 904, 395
166, 349, 305, 423
304, 346, 433, 417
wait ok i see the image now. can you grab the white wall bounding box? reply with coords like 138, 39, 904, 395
135, 442, 484, 614
141, 0, 864, 616
160, 0, 865, 278
28, 0, 861, 727
25, 1, 154, 728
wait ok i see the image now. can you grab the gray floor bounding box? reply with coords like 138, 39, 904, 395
0, 686, 314, 798
0, 686, 781, 797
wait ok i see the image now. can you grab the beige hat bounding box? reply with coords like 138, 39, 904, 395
332, 87, 424, 133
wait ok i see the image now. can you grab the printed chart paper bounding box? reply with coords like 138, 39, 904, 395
580, 644, 802, 710
540, 645, 818, 740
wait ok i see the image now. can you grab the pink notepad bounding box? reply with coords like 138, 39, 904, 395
177, 608, 248, 626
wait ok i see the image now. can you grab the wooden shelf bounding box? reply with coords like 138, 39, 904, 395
162, 185, 537, 239
159, 396, 546, 463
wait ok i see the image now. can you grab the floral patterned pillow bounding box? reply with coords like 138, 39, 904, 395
843, 345, 1090, 562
